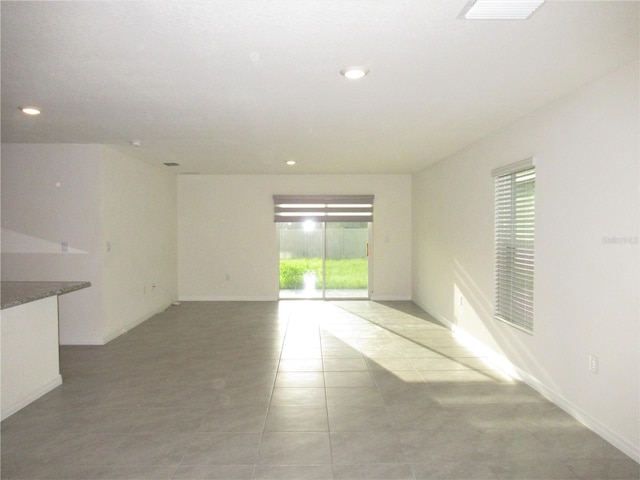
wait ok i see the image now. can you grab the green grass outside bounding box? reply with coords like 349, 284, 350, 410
279, 258, 367, 289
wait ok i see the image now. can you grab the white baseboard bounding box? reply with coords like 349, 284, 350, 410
59, 304, 175, 346
414, 301, 454, 329
419, 303, 639, 463
1, 375, 62, 421
516, 367, 640, 463
101, 303, 173, 344
178, 296, 277, 302
370, 295, 412, 301
179, 295, 413, 302
59, 336, 106, 346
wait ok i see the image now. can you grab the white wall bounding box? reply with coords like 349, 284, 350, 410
412, 62, 639, 460
99, 146, 178, 342
1, 144, 104, 343
178, 174, 411, 301
1, 296, 62, 420
1, 144, 178, 344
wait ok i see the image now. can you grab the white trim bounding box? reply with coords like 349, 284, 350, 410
370, 294, 412, 301
179, 296, 278, 302
519, 367, 640, 463
1, 375, 62, 421
412, 299, 454, 329
60, 336, 106, 346
491, 157, 535, 177
101, 303, 173, 344
417, 303, 639, 463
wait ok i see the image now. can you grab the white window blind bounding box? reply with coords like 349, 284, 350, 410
493, 160, 535, 333
273, 195, 374, 223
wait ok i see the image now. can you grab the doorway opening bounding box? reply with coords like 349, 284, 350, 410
278, 221, 371, 299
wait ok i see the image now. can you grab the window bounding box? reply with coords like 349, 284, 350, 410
493, 159, 535, 333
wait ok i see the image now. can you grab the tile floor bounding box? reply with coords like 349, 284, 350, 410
1, 301, 638, 480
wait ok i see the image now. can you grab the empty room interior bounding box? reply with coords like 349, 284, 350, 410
1, 1, 638, 479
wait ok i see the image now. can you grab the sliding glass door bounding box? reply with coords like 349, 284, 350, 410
324, 222, 369, 299
278, 221, 323, 299
274, 195, 373, 300
278, 221, 370, 299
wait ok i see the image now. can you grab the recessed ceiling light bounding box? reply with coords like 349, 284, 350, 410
20, 106, 41, 115
130, 140, 142, 148
286, 160, 296, 166
461, 0, 544, 20
340, 67, 369, 80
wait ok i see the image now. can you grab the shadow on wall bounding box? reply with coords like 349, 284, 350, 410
452, 257, 562, 393
1, 228, 87, 254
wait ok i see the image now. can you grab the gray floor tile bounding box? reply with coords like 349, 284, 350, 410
324, 371, 376, 387
180, 432, 262, 465
469, 428, 549, 461
411, 462, 497, 480
530, 427, 632, 460
172, 464, 254, 479
271, 387, 327, 406
253, 464, 333, 479
432, 383, 549, 406
366, 357, 417, 371
198, 403, 268, 433
489, 460, 579, 479
328, 405, 394, 431
398, 430, 482, 463
333, 463, 415, 479
388, 405, 470, 431
258, 432, 332, 465
265, 406, 329, 432
92, 465, 177, 479
1, 301, 636, 480
324, 357, 370, 371
325, 387, 386, 407
278, 358, 324, 371
104, 433, 190, 466
275, 371, 325, 388
330, 431, 408, 465
565, 458, 640, 479
0, 463, 98, 480
132, 407, 209, 433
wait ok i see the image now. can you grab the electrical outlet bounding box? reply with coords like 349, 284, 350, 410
589, 354, 599, 374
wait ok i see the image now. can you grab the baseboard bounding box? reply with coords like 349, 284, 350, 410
178, 296, 278, 302
419, 304, 640, 463
371, 295, 412, 301
101, 303, 174, 345
413, 300, 454, 329
179, 295, 413, 302
59, 336, 106, 346
517, 367, 640, 463
1, 375, 62, 421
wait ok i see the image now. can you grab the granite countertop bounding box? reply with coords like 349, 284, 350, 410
1, 281, 91, 310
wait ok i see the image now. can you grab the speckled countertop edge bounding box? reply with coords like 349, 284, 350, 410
1, 281, 91, 310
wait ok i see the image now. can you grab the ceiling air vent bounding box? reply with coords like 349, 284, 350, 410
461, 0, 544, 20
163, 162, 180, 167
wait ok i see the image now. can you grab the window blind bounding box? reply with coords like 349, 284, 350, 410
493, 160, 535, 333
273, 195, 374, 223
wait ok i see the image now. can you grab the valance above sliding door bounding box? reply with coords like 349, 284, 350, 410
273, 195, 374, 223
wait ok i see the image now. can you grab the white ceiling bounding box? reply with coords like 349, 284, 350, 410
1, 1, 638, 174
